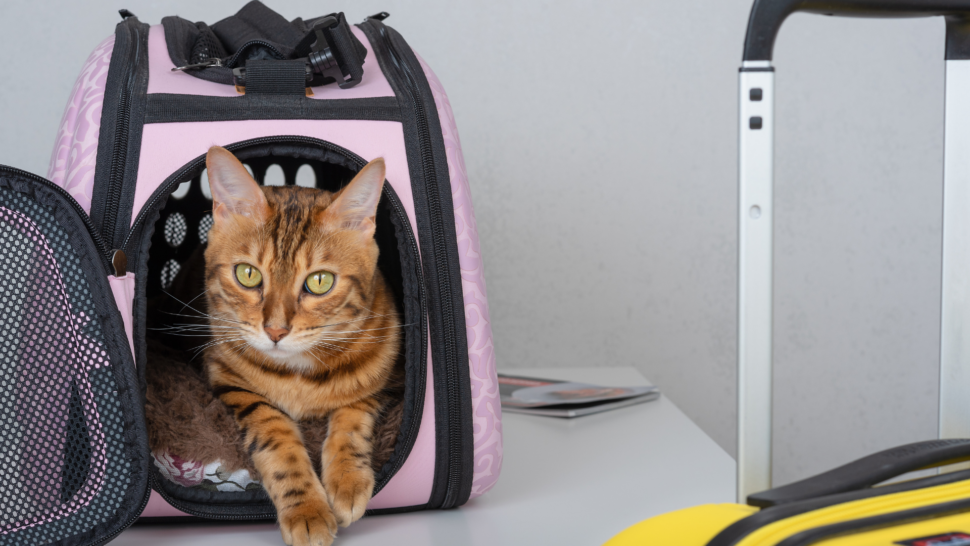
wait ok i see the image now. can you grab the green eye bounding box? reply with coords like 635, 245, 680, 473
235, 264, 262, 288
305, 271, 335, 295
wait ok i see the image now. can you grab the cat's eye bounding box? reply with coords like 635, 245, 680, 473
305, 271, 335, 295
235, 264, 262, 288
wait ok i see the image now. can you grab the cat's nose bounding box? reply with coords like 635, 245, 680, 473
264, 326, 290, 343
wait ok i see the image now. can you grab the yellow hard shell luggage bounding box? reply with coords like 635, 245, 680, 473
606, 440, 970, 545
609, 0, 970, 543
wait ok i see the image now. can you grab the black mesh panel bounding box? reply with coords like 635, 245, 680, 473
0, 186, 130, 545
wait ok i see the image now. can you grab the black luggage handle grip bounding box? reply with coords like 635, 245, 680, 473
744, 0, 970, 61
747, 439, 970, 508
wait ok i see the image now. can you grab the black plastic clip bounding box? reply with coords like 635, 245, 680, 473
172, 58, 223, 72
366, 12, 390, 22
306, 16, 345, 86
118, 9, 136, 20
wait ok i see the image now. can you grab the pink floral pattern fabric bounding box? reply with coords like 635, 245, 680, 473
153, 452, 204, 488
47, 34, 115, 213
152, 452, 261, 492
415, 55, 503, 498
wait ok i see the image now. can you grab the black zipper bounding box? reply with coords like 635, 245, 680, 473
0, 166, 113, 272
224, 40, 287, 68
90, 484, 152, 546
100, 22, 141, 250
365, 19, 466, 509
120, 135, 427, 506
147, 472, 277, 521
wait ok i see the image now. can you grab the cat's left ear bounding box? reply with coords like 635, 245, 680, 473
323, 158, 385, 238
206, 146, 269, 224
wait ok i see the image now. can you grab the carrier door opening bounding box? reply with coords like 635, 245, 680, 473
141, 145, 420, 515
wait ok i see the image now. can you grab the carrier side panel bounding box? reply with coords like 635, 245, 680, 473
414, 54, 502, 499
47, 35, 116, 213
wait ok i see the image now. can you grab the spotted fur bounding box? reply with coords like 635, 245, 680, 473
202, 147, 400, 546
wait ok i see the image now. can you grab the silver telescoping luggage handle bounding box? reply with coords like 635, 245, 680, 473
744, 0, 970, 61
738, 0, 970, 503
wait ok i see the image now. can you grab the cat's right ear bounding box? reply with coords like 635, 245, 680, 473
206, 146, 269, 224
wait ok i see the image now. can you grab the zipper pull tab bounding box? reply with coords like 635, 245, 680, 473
172, 58, 223, 72
111, 250, 127, 277
366, 12, 390, 22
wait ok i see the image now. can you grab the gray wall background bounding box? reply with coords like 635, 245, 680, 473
0, 0, 948, 487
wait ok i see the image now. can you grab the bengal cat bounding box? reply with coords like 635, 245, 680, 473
202, 147, 400, 546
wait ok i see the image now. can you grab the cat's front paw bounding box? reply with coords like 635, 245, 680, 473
278, 500, 338, 546
325, 466, 375, 527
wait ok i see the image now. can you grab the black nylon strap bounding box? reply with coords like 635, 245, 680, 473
211, 0, 302, 57
327, 13, 365, 88
163, 7, 366, 90
243, 59, 307, 95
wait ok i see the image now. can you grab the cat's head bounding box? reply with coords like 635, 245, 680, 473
202, 146, 388, 371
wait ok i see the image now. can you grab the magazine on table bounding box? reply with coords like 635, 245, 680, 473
497, 373, 659, 418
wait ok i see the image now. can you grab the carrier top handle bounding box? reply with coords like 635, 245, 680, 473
737, 0, 970, 504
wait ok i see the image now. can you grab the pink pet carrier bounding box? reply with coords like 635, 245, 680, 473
0, 3, 501, 544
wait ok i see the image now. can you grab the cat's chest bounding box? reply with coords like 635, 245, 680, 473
247, 368, 368, 420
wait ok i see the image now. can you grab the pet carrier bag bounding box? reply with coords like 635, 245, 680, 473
607, 0, 970, 544
0, 3, 501, 544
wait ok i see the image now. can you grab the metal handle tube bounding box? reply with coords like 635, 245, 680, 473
738, 65, 775, 503
737, 0, 970, 502
940, 57, 970, 445
744, 0, 970, 61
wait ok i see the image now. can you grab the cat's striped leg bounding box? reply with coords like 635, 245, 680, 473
215, 386, 338, 546
321, 398, 381, 527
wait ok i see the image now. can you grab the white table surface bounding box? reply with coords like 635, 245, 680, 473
115, 367, 736, 545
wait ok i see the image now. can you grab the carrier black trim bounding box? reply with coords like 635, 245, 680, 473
360, 19, 474, 510
91, 15, 150, 251
144, 94, 401, 123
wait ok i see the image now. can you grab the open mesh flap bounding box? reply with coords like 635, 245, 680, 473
0, 185, 139, 545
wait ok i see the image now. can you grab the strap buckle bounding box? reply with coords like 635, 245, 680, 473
304, 16, 345, 86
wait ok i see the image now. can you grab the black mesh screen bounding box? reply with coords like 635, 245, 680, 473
189, 23, 228, 65
0, 187, 130, 545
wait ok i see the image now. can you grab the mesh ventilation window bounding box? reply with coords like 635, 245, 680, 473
198, 214, 214, 244
146, 156, 355, 300
160, 260, 181, 291
164, 213, 187, 247
0, 187, 130, 545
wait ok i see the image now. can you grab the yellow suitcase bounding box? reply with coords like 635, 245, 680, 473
606, 440, 970, 545
611, 0, 970, 543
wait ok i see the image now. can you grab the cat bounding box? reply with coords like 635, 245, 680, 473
202, 146, 401, 546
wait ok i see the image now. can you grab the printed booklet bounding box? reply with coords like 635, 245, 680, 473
497, 373, 659, 418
